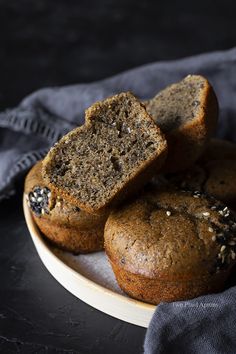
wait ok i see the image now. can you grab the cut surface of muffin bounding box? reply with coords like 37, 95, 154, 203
43, 92, 167, 214
145, 75, 218, 172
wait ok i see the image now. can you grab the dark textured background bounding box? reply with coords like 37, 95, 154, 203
0, 1, 236, 353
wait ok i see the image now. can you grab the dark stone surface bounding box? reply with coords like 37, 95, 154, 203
0, 195, 145, 353
1, 0, 236, 353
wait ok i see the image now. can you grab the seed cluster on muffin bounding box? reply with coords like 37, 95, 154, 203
25, 75, 236, 305
27, 186, 51, 216
25, 162, 108, 254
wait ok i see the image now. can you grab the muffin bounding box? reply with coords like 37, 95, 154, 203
200, 138, 236, 162
104, 188, 236, 304
42, 92, 167, 214
25, 161, 108, 253
166, 139, 236, 207
145, 75, 218, 172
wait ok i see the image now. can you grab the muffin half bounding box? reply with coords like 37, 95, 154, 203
145, 75, 218, 172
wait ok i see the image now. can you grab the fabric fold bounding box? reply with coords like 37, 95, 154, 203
1, 47, 236, 201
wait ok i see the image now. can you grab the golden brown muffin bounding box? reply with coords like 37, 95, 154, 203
104, 188, 236, 305
145, 75, 218, 172
166, 139, 236, 207
25, 161, 108, 253
42, 92, 167, 214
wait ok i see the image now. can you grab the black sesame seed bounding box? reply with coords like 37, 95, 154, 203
28, 186, 51, 216
120, 257, 126, 264
216, 235, 227, 245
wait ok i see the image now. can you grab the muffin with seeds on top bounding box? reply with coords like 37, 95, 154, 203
104, 187, 236, 305
25, 161, 108, 253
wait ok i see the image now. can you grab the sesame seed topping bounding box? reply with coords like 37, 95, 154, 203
228, 241, 236, 246
202, 212, 210, 217
220, 245, 226, 252
218, 233, 224, 237
208, 227, 213, 233
217, 207, 231, 218
166, 211, 171, 216
127, 127, 131, 133
57, 202, 61, 207
193, 191, 201, 198
231, 251, 236, 260
28, 186, 51, 216
212, 235, 216, 241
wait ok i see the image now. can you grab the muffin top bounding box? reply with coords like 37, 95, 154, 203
104, 188, 236, 280
25, 161, 107, 228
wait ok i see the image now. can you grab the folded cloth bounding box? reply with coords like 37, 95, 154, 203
0, 47, 236, 353
1, 47, 236, 201
144, 285, 236, 354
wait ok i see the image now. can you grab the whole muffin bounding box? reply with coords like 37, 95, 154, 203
167, 139, 236, 207
104, 188, 236, 304
25, 161, 108, 253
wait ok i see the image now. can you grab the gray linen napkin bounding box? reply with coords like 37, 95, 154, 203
144, 285, 236, 354
1, 47, 236, 353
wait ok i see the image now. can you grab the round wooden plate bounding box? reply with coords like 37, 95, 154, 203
23, 195, 156, 327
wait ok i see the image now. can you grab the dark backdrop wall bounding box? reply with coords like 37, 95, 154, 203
0, 0, 235, 110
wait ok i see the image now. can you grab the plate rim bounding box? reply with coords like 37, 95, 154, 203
23, 194, 156, 327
